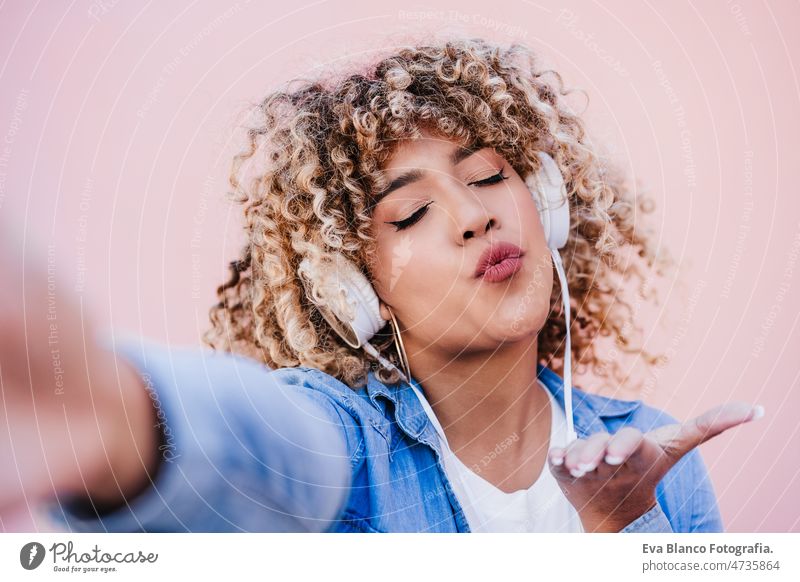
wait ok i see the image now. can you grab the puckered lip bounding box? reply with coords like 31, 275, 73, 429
474, 241, 525, 278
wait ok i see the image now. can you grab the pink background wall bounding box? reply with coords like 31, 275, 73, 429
0, 0, 797, 532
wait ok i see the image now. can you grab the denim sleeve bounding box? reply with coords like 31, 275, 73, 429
620, 503, 674, 533
42, 334, 353, 532
682, 447, 724, 532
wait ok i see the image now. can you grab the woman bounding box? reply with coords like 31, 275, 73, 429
1, 37, 761, 533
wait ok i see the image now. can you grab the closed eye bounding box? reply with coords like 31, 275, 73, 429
468, 167, 508, 187
385, 166, 508, 232
386, 201, 434, 231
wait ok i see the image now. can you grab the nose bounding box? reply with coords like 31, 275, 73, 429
455, 190, 497, 242
463, 216, 496, 241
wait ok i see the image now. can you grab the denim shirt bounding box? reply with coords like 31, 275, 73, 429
45, 335, 723, 533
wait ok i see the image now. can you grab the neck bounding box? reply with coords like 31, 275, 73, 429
406, 335, 551, 457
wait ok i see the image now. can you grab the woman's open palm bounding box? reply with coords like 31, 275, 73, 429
547, 401, 763, 532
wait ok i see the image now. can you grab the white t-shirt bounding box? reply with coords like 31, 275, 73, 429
410, 380, 584, 533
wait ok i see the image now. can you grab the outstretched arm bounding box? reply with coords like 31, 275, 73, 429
0, 219, 351, 532
43, 335, 353, 532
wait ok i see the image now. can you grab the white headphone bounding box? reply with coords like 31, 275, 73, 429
298, 150, 577, 443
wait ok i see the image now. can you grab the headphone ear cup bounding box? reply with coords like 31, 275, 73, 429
525, 171, 550, 244
527, 151, 570, 250
298, 253, 387, 349
343, 260, 387, 345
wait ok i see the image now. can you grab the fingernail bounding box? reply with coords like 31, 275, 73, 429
570, 468, 585, 478
750, 405, 765, 421
604, 454, 624, 465
551, 455, 564, 466
578, 462, 596, 472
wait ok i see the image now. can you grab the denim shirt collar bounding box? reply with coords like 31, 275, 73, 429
365, 362, 643, 450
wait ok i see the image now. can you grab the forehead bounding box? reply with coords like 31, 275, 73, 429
381, 133, 478, 173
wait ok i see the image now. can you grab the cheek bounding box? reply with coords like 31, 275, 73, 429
525, 252, 555, 303
372, 234, 423, 300
505, 189, 550, 267
372, 235, 454, 304
508, 189, 544, 235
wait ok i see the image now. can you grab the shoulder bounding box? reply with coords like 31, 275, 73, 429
265, 365, 369, 418
575, 386, 679, 433
265, 366, 381, 463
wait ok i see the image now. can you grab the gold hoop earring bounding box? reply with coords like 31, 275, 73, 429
385, 305, 411, 383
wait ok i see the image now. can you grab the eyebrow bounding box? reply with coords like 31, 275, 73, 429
373, 143, 482, 207
449, 142, 481, 166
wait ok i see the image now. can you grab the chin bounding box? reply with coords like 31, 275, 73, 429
499, 308, 548, 340
480, 313, 538, 343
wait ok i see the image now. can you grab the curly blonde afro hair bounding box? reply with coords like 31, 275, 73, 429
202, 36, 675, 391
